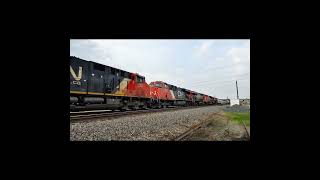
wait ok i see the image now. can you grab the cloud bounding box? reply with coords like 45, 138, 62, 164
228, 47, 250, 63
227, 45, 250, 76
194, 40, 215, 57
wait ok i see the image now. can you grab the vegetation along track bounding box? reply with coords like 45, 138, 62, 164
70, 105, 216, 122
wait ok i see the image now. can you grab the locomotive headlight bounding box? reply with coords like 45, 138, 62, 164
92, 74, 95, 76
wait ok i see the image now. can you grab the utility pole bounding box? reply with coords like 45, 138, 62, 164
236, 80, 239, 99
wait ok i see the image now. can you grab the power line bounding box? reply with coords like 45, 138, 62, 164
195, 80, 250, 99
192, 80, 250, 94
189, 72, 250, 85
187, 74, 250, 88
208, 78, 250, 88
188, 78, 249, 92
191, 72, 249, 84
205, 62, 249, 71
189, 61, 249, 75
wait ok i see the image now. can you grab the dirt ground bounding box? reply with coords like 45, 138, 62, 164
183, 111, 250, 141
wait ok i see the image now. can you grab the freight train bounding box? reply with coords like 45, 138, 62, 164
70, 56, 218, 111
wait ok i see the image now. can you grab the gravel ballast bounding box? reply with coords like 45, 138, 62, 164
70, 106, 224, 141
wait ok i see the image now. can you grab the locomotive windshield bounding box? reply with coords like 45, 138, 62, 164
150, 82, 162, 87
137, 76, 145, 83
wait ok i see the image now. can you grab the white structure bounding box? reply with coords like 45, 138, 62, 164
230, 99, 240, 106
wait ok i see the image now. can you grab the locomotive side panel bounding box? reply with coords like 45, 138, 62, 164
70, 56, 89, 94
103, 66, 131, 96
87, 61, 105, 95
175, 87, 186, 101
149, 81, 175, 101
87, 61, 140, 98
203, 95, 209, 104
127, 74, 150, 98
195, 93, 204, 102
169, 85, 186, 106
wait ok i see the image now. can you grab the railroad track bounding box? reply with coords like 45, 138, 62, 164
173, 112, 250, 141
70, 105, 215, 122
172, 112, 225, 141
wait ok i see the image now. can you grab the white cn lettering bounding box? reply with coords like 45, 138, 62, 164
70, 66, 83, 81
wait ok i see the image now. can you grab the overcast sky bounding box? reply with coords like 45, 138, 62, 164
70, 39, 250, 99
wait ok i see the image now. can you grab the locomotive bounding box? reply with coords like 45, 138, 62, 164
70, 56, 217, 111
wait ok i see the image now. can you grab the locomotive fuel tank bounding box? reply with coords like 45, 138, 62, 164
83, 97, 104, 104
70, 97, 78, 103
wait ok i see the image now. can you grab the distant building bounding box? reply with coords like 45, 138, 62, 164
230, 99, 240, 106
240, 99, 250, 106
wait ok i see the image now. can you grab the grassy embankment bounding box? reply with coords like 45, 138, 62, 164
224, 112, 250, 126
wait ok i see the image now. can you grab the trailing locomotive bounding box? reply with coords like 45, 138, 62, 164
70, 56, 217, 111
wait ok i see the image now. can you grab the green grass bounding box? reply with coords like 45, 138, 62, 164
225, 112, 250, 126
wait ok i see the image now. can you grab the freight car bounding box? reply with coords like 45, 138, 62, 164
70, 56, 217, 111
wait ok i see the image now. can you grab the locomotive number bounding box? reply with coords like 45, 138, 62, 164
150, 91, 157, 96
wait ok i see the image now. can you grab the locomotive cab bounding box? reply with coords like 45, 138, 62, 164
130, 73, 145, 83
149, 81, 166, 88
138, 75, 144, 83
